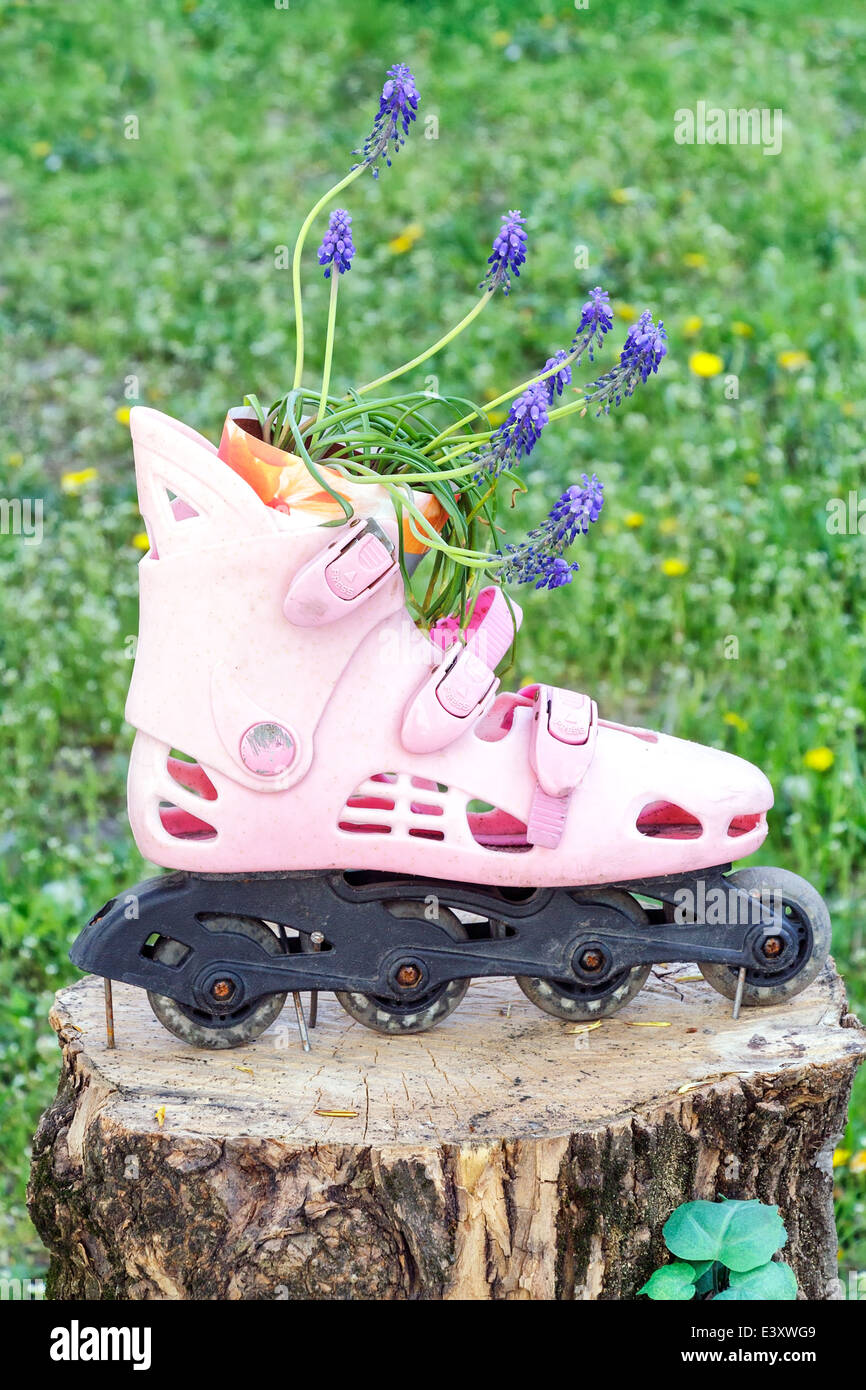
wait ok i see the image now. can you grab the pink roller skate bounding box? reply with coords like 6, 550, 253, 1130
71, 408, 831, 1046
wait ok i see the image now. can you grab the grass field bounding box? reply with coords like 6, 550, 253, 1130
1, 0, 865, 1284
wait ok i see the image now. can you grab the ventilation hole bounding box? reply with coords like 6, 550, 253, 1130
409, 827, 445, 841
728, 812, 762, 837
165, 489, 199, 521
371, 772, 398, 784
636, 801, 702, 840
346, 796, 396, 812
338, 820, 392, 835
167, 753, 218, 801
410, 776, 447, 793
410, 801, 443, 816
468, 805, 530, 850
140, 933, 190, 965
159, 802, 218, 841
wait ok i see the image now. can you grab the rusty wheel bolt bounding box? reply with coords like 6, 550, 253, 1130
761, 936, 783, 959
211, 979, 235, 1001
396, 963, 422, 989
580, 949, 604, 973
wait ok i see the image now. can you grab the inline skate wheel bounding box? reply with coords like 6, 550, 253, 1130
698, 866, 831, 1007
147, 916, 287, 1049
336, 900, 469, 1035
516, 889, 651, 1021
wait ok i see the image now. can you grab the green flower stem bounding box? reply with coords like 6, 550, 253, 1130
316, 272, 341, 424
292, 165, 364, 391
315, 443, 485, 488
333, 457, 491, 565
421, 343, 588, 453
547, 394, 590, 422
356, 291, 493, 396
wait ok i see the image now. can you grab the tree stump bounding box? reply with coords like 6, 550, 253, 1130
30, 961, 865, 1300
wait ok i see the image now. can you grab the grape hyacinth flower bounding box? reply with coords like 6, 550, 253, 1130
499, 474, 605, 588
543, 350, 572, 402
570, 286, 614, 364
317, 209, 356, 278
475, 380, 550, 478
583, 310, 668, 414
354, 63, 419, 178
481, 210, 528, 295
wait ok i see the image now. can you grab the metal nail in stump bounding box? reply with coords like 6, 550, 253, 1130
309, 931, 325, 1029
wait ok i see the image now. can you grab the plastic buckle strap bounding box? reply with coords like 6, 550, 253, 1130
527, 685, 598, 849
401, 642, 498, 754
283, 517, 398, 626
401, 586, 522, 754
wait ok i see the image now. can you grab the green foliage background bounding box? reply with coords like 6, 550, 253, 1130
0, 0, 864, 1281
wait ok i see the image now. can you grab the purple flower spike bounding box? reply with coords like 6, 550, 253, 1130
571, 286, 614, 363
481, 210, 528, 295
354, 63, 419, 178
620, 309, 668, 383
317, 209, 356, 278
499, 474, 604, 589
582, 310, 667, 414
473, 380, 550, 480
543, 349, 572, 401
505, 381, 549, 455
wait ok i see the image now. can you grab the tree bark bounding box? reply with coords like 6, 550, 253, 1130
29, 963, 865, 1300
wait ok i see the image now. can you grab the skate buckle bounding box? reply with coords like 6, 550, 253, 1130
402, 586, 521, 752
527, 685, 598, 849
283, 517, 398, 626
402, 643, 499, 753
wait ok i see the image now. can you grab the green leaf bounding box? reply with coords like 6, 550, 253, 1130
663, 1200, 787, 1272
714, 1261, 798, 1301
638, 1262, 697, 1300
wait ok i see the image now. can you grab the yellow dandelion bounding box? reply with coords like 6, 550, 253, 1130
610, 187, 637, 205
841, 402, 855, 417
61, 467, 98, 493
833, 1148, 851, 1169
804, 746, 834, 772
624, 511, 645, 529
155, 1105, 166, 1128
389, 222, 423, 254
683, 315, 703, 337
115, 405, 131, 425
682, 252, 708, 269
30, 140, 52, 159
744, 470, 760, 486
689, 350, 724, 378
731, 320, 754, 337
777, 349, 810, 371
661, 558, 688, 578
6, 452, 24, 468
614, 301, 637, 323
659, 516, 679, 536
849, 1150, 866, 1174
723, 712, 749, 733
491, 29, 511, 46
131, 532, 150, 551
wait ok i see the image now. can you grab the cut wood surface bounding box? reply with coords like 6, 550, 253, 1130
30, 962, 865, 1300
